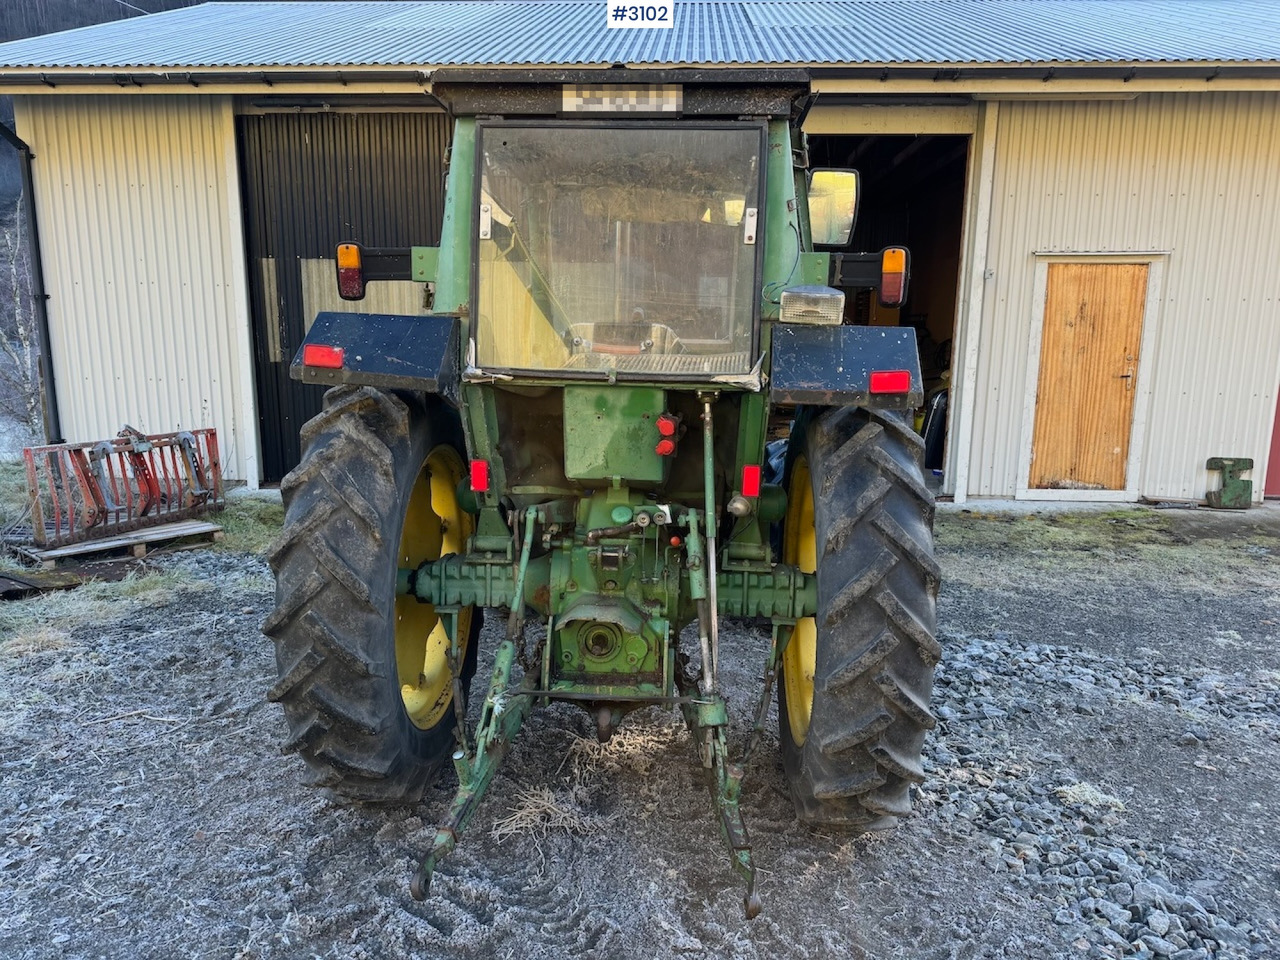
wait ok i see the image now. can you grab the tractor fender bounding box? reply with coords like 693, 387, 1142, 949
290, 311, 460, 402
769, 324, 923, 409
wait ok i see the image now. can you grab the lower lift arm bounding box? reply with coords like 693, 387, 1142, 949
402, 510, 816, 918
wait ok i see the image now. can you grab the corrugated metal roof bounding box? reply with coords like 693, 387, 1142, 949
0, 1, 1278, 71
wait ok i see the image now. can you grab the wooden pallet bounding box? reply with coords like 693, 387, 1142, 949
16, 520, 225, 568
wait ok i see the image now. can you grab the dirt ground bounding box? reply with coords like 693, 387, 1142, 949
1, 496, 1277, 959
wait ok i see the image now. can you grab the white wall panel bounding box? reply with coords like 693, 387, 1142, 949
14, 95, 255, 481
970, 92, 1280, 500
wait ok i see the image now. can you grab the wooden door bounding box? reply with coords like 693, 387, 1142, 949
1029, 262, 1148, 491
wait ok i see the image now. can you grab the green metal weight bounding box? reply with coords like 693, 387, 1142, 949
1206, 457, 1253, 509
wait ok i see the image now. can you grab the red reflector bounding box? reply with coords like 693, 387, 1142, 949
337, 266, 365, 301
869, 369, 911, 394
655, 438, 676, 457
741, 464, 762, 498
469, 460, 490, 492
302, 344, 344, 369
880, 272, 905, 307
656, 414, 678, 437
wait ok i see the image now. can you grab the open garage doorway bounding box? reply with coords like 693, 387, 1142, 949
808, 133, 969, 490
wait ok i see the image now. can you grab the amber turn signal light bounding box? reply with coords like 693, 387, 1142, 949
879, 246, 908, 308
336, 243, 366, 301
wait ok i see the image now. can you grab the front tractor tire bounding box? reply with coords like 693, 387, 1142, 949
264, 385, 480, 802
779, 407, 940, 830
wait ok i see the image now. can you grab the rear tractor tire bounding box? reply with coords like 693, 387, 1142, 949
779, 406, 940, 830
264, 385, 480, 802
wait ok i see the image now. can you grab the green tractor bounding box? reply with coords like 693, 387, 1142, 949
265, 71, 939, 918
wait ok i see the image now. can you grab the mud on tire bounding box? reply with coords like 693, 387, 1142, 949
779, 407, 940, 829
263, 385, 478, 802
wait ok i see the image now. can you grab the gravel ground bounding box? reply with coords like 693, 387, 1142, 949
1, 502, 1278, 959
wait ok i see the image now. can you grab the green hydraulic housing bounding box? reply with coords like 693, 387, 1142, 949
397, 488, 817, 702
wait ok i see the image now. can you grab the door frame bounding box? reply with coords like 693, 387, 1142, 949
803, 101, 985, 503
1015, 252, 1167, 502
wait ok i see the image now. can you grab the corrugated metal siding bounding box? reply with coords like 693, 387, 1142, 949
0, 1, 1279, 70
969, 92, 1280, 500
13, 95, 253, 479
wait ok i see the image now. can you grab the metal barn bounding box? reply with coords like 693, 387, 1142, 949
0, 0, 1278, 502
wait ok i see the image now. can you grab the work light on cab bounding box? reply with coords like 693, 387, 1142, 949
336, 243, 366, 301
779, 285, 846, 325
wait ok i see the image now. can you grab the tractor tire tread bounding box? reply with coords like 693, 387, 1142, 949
867, 407, 926, 450
821, 628, 899, 694
260, 570, 325, 637
826, 475, 892, 554
860, 783, 916, 818
824, 550, 898, 628
815, 705, 894, 754
812, 767, 886, 801
875, 589, 943, 665
779, 407, 939, 831
265, 384, 476, 805
267, 646, 324, 703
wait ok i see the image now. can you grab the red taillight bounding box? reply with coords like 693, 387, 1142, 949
741, 464, 762, 498
656, 414, 678, 437
655, 438, 676, 457
336, 243, 365, 300
869, 369, 911, 394
302, 343, 344, 369
469, 460, 490, 492
879, 246, 908, 307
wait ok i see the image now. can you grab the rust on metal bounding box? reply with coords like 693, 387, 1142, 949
23, 427, 224, 549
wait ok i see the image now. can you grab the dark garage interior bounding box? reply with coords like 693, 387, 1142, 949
809, 133, 970, 474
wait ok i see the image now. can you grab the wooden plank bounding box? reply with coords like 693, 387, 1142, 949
17, 520, 225, 563
1030, 262, 1148, 490
1, 571, 87, 600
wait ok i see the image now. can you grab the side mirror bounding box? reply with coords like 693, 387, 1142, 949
807, 169, 859, 247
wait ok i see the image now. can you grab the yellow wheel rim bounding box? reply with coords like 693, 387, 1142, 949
395, 446, 474, 730
782, 454, 818, 746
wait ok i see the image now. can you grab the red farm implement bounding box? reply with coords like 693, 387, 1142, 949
23, 427, 224, 549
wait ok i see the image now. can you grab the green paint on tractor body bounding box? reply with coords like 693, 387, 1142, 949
290, 75, 930, 916
409, 115, 812, 705
563, 386, 668, 483
330, 115, 917, 680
